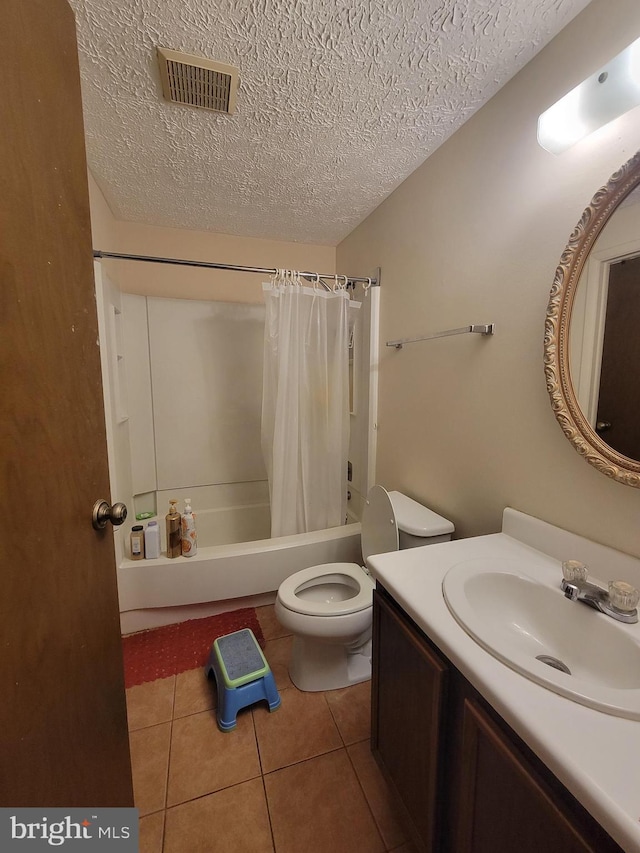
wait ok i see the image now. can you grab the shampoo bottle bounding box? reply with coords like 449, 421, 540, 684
181, 497, 197, 557
166, 500, 182, 558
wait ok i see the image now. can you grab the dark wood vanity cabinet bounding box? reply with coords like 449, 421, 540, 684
371, 585, 624, 853
371, 584, 448, 851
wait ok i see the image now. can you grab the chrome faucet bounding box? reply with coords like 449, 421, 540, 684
561, 561, 639, 624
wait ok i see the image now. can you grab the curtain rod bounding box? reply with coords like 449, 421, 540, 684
93, 250, 379, 288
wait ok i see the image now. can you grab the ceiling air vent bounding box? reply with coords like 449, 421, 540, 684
157, 47, 239, 115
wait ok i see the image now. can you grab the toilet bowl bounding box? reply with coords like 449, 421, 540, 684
275, 485, 454, 691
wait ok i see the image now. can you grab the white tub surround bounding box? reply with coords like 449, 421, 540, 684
367, 508, 640, 853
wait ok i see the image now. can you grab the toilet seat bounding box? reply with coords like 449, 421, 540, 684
277, 562, 374, 617
275, 486, 454, 692
277, 487, 398, 619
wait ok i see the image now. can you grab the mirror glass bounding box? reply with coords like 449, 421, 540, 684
569, 186, 640, 459
545, 151, 640, 487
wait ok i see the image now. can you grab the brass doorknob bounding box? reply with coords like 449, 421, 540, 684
92, 499, 128, 530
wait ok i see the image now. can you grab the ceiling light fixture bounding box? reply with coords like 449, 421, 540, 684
538, 36, 640, 154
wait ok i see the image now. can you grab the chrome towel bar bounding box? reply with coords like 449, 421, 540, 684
386, 323, 495, 350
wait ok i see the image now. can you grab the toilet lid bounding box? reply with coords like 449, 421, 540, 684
361, 485, 399, 562
277, 562, 374, 616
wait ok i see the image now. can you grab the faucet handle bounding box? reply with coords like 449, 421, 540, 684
608, 581, 640, 612
562, 560, 588, 583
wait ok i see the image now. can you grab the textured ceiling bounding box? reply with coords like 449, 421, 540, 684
69, 0, 592, 245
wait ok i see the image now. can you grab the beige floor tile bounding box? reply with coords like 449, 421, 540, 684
253, 688, 342, 773
129, 723, 171, 816
325, 680, 372, 745
164, 777, 274, 853
265, 749, 385, 853
348, 740, 408, 850
256, 603, 290, 641
167, 707, 261, 806
261, 635, 294, 692
138, 811, 164, 853
174, 666, 217, 718
126, 676, 175, 732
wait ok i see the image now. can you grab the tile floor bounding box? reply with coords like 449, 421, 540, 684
126, 604, 418, 853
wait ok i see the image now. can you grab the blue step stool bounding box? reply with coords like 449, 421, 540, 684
205, 628, 281, 732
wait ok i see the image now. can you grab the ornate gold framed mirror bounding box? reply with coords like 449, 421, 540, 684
544, 150, 640, 487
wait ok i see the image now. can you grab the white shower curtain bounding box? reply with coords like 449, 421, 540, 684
261, 272, 352, 537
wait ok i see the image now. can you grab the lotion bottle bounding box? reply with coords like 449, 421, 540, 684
181, 497, 197, 557
166, 500, 181, 558
144, 520, 161, 559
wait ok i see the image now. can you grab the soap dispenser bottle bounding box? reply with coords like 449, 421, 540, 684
181, 497, 197, 557
166, 500, 181, 558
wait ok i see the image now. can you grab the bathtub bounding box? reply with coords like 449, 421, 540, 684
118, 505, 362, 633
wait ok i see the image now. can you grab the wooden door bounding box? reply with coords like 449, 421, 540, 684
0, 0, 133, 806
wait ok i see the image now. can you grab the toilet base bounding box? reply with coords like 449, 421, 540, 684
289, 634, 372, 692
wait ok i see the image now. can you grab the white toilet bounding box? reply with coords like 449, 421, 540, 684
275, 485, 454, 691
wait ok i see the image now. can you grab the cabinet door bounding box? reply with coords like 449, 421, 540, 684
457, 698, 618, 853
371, 589, 447, 852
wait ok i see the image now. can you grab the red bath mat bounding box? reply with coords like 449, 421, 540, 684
122, 608, 264, 688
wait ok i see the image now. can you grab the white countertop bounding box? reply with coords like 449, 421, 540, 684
367, 515, 640, 853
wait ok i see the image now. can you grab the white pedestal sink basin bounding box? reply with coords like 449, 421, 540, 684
443, 557, 640, 719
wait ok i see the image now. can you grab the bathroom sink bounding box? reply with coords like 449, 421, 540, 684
442, 558, 640, 719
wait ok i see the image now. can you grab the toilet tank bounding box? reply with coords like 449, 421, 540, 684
387, 491, 454, 549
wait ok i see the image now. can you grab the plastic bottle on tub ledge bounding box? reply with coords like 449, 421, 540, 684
130, 525, 144, 560
144, 520, 161, 559
181, 497, 197, 557
166, 499, 182, 558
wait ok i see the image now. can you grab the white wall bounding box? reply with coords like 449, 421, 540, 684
337, 0, 640, 557
88, 173, 336, 305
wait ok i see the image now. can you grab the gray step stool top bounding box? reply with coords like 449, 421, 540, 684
213, 628, 270, 688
